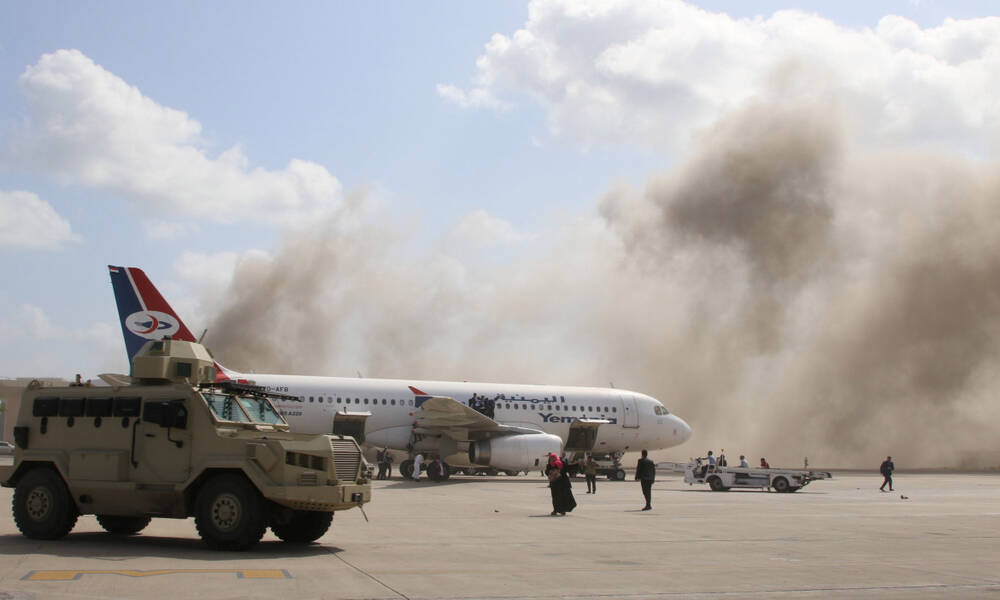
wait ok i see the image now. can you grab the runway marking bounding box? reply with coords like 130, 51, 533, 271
21, 569, 292, 581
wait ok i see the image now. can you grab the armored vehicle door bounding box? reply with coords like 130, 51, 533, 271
133, 398, 193, 483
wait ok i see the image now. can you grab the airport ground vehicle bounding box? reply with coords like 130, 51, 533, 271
0, 338, 371, 550
0, 441, 13, 455
661, 460, 832, 492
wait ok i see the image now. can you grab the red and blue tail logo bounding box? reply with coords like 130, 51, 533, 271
108, 265, 196, 365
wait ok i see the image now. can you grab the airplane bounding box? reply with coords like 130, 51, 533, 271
108, 265, 692, 478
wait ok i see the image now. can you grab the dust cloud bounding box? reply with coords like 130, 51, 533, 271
206, 99, 1000, 469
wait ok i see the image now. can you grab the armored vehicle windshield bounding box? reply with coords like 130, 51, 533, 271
202, 391, 286, 426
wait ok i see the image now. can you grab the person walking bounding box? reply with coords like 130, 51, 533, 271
546, 453, 577, 515
584, 455, 598, 494
412, 453, 424, 481
879, 455, 895, 492
635, 449, 656, 511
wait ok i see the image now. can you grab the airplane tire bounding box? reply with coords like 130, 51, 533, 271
194, 473, 267, 551
504, 470, 519, 477
772, 476, 790, 493
270, 510, 333, 543
97, 515, 151, 535
13, 467, 79, 540
399, 460, 414, 479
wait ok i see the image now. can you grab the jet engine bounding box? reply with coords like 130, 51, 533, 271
468, 433, 562, 470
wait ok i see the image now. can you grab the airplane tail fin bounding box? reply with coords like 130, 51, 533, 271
108, 265, 230, 380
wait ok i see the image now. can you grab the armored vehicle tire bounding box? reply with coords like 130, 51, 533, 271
194, 473, 267, 551
97, 515, 152, 535
613, 469, 627, 481
399, 460, 414, 479
708, 476, 729, 492
13, 467, 79, 540
772, 476, 790, 493
270, 510, 333, 543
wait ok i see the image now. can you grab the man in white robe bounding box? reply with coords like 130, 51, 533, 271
412, 453, 424, 480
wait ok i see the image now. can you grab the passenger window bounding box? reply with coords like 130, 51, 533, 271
114, 397, 142, 417
32, 397, 60, 417
86, 397, 113, 417
59, 398, 85, 417
391, 399, 396, 406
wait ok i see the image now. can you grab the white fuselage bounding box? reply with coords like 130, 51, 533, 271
239, 372, 692, 464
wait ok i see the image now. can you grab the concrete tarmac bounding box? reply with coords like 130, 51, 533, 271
1, 469, 999, 599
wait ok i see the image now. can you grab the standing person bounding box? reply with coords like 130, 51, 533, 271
718, 449, 728, 467
635, 449, 656, 511
584, 455, 598, 494
376, 449, 387, 480
546, 453, 577, 516
385, 451, 393, 479
879, 455, 895, 492
412, 453, 424, 481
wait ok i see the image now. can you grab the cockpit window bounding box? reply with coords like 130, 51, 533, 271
654, 405, 670, 416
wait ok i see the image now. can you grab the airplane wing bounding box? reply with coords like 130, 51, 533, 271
409, 386, 541, 440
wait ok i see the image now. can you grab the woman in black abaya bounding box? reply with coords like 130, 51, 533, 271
546, 453, 576, 516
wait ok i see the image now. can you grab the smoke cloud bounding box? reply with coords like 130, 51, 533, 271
205, 93, 1000, 469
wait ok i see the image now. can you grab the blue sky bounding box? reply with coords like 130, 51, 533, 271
2, 0, 999, 379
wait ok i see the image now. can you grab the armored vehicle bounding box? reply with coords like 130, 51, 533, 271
0, 338, 371, 550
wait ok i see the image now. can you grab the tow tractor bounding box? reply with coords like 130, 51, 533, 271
660, 459, 832, 493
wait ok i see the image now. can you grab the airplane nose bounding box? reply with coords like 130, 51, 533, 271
675, 416, 692, 443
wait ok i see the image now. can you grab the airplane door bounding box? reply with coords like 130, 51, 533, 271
565, 420, 604, 452
621, 395, 639, 429
332, 411, 370, 444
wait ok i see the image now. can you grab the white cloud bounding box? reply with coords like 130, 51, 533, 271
143, 219, 200, 241
6, 49, 344, 227
435, 83, 509, 110
0, 304, 64, 340
0, 190, 80, 249
440, 0, 1000, 153
446, 209, 536, 249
